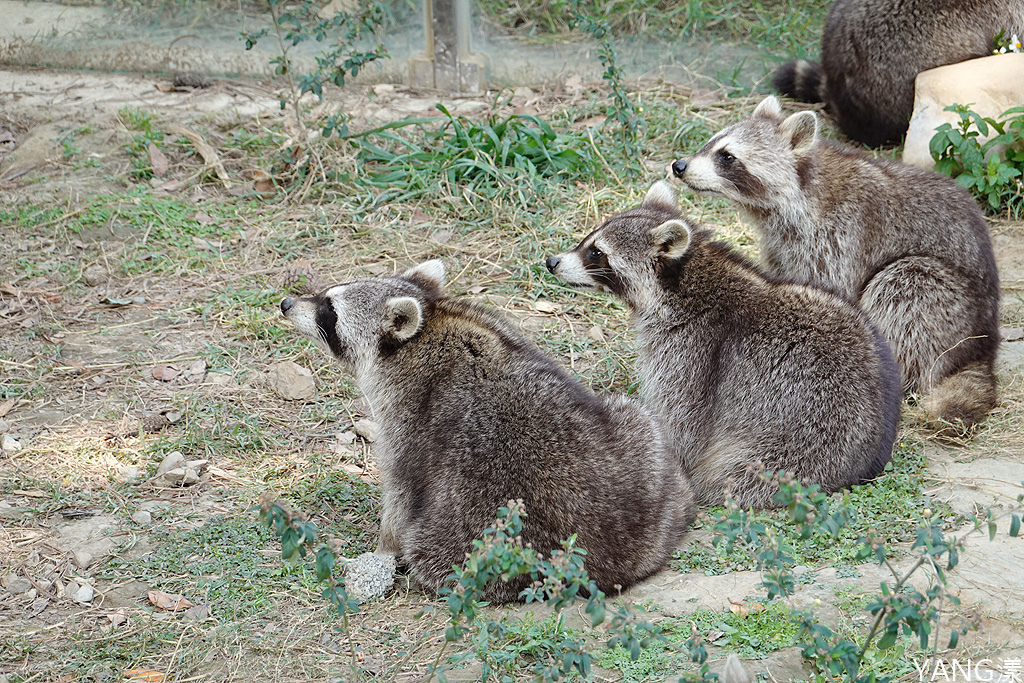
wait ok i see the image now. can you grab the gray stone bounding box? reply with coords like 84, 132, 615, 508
54, 514, 117, 570
82, 264, 108, 286
904, 53, 1024, 169
2, 573, 33, 595
155, 451, 185, 476
65, 580, 80, 598
75, 583, 95, 604
131, 510, 152, 525
116, 465, 142, 483
344, 552, 396, 600
353, 419, 381, 443
1, 434, 21, 452
268, 361, 315, 401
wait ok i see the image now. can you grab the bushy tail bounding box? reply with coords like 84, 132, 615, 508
771, 59, 825, 103
925, 361, 997, 434
721, 655, 753, 683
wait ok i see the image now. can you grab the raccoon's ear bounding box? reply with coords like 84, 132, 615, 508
780, 110, 817, 157
752, 95, 783, 120
643, 181, 678, 211
384, 296, 423, 341
651, 219, 692, 261
402, 259, 446, 292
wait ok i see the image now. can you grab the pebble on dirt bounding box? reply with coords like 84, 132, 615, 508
267, 360, 315, 401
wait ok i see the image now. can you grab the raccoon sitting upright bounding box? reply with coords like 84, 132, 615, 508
772, 0, 1024, 146
545, 182, 900, 508
279, 261, 695, 602
673, 96, 1001, 431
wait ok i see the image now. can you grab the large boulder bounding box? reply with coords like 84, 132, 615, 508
903, 53, 1024, 170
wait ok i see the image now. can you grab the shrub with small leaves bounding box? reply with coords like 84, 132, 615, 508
930, 103, 1024, 216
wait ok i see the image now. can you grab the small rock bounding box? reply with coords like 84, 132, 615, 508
82, 264, 108, 286
353, 419, 381, 442
155, 451, 185, 476
72, 550, 95, 569
182, 468, 199, 485
268, 361, 316, 401
372, 83, 396, 95
75, 584, 95, 604
2, 573, 32, 595
116, 465, 142, 483
131, 510, 152, 525
335, 431, 356, 445
344, 552, 397, 600
0, 417, 8, 434
1, 434, 22, 453
25, 588, 37, 600
587, 325, 606, 342
65, 580, 81, 598
205, 371, 237, 387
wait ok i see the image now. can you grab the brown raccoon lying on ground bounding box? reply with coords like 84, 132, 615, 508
672, 96, 1001, 431
546, 182, 900, 508
279, 261, 695, 602
772, 0, 1024, 146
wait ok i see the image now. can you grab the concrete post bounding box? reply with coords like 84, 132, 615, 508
409, 0, 486, 94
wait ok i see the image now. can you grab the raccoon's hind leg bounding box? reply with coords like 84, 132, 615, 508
859, 257, 998, 429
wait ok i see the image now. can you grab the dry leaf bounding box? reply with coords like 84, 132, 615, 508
155, 82, 174, 93
167, 124, 231, 189
431, 230, 452, 244
577, 115, 607, 128
587, 325, 606, 342
147, 590, 193, 611
152, 365, 180, 382
252, 169, 275, 198
467, 286, 485, 295
124, 669, 165, 682
531, 301, 558, 314
147, 143, 169, 178
191, 211, 216, 225
0, 398, 14, 417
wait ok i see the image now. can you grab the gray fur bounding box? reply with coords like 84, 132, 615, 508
676, 100, 1001, 430
547, 183, 901, 508
280, 262, 695, 602
772, 0, 1024, 146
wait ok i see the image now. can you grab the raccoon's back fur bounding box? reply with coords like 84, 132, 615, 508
547, 183, 900, 508
280, 262, 695, 602
674, 97, 1001, 430
772, 0, 1024, 146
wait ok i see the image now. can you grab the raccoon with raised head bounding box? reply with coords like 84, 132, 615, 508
672, 96, 1001, 431
772, 0, 1024, 146
279, 260, 695, 602
545, 182, 900, 508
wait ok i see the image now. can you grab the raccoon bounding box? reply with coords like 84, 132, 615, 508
279, 260, 695, 602
545, 182, 900, 508
672, 96, 1001, 430
772, 0, 1024, 146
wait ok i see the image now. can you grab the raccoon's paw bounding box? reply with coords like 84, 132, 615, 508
344, 552, 397, 601
282, 260, 323, 296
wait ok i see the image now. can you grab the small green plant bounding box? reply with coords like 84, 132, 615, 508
348, 105, 599, 200
709, 473, 1024, 683
118, 106, 165, 180
567, 1, 644, 162
242, 0, 390, 140
930, 103, 1024, 216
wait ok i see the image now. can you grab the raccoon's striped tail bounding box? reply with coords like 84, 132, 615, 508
771, 59, 825, 104
925, 360, 998, 436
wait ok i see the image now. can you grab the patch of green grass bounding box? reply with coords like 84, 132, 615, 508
286, 468, 381, 557
450, 612, 588, 680
119, 106, 165, 180
672, 439, 959, 574
106, 513, 319, 621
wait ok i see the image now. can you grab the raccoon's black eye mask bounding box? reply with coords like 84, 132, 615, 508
717, 149, 736, 165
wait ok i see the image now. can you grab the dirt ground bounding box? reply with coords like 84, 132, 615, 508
2, 64, 1024, 683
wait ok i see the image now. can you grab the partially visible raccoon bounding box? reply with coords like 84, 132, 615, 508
279, 261, 695, 602
772, 0, 1024, 146
545, 182, 900, 508
672, 96, 1001, 431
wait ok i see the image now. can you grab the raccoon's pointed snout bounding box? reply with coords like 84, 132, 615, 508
545, 255, 561, 273
671, 159, 688, 178
280, 297, 295, 314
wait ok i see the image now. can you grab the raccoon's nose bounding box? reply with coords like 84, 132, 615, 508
671, 159, 688, 178
545, 255, 561, 274
280, 297, 295, 314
